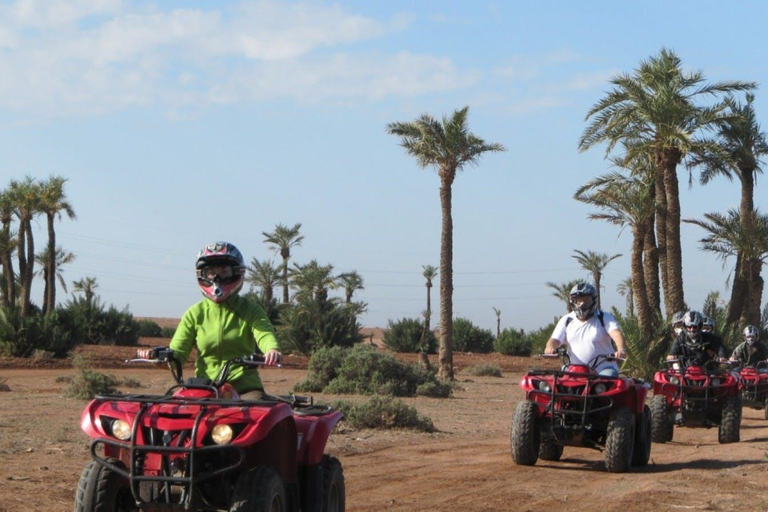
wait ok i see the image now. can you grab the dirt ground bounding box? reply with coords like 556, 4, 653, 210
1, 332, 768, 512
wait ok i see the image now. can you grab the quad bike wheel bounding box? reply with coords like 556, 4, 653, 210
230, 466, 287, 512
605, 407, 635, 473
322, 455, 346, 512
631, 404, 652, 467
651, 395, 673, 443
74, 458, 136, 512
764, 404, 768, 421
718, 395, 741, 444
511, 400, 540, 466
538, 441, 564, 462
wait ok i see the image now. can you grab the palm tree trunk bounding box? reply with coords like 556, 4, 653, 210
593, 271, 602, 309
653, 165, 669, 315
631, 225, 652, 335
281, 260, 289, 303
18, 218, 34, 318
425, 285, 432, 332
642, 218, 661, 317
742, 260, 763, 326
45, 213, 56, 315
727, 255, 747, 326
438, 177, 454, 381
662, 157, 685, 316
0, 246, 13, 308
738, 169, 756, 323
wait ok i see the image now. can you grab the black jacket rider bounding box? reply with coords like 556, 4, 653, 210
668, 332, 728, 366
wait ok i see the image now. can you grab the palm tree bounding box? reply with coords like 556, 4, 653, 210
579, 47, 755, 319
546, 279, 585, 313
684, 209, 768, 326
388, 106, 506, 380
8, 176, 42, 318
38, 176, 75, 315
246, 258, 281, 302
73, 276, 99, 310
571, 249, 622, 309
263, 223, 304, 304
421, 264, 438, 334
691, 92, 768, 326
617, 276, 634, 316
289, 260, 336, 303
0, 190, 17, 308
492, 307, 501, 338
575, 167, 656, 334
35, 247, 75, 314
338, 271, 364, 303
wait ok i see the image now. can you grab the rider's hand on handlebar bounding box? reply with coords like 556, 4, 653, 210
264, 349, 283, 366
614, 349, 627, 359
136, 348, 156, 359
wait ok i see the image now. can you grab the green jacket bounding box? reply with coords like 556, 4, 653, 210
170, 295, 279, 392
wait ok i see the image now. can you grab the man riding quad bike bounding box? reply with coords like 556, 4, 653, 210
74, 348, 345, 512
651, 310, 741, 444
731, 325, 768, 420
510, 346, 652, 473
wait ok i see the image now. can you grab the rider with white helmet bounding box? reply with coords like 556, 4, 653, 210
666, 310, 728, 365
730, 325, 768, 370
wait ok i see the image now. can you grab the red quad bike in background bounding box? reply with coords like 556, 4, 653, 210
510, 346, 652, 473
737, 361, 768, 419
74, 348, 345, 512
651, 356, 740, 444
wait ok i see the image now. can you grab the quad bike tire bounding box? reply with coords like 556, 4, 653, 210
631, 405, 652, 467
764, 404, 768, 420
718, 395, 741, 444
511, 400, 540, 466
604, 407, 634, 473
538, 441, 564, 462
230, 466, 287, 512
322, 455, 346, 512
74, 458, 136, 512
651, 394, 673, 443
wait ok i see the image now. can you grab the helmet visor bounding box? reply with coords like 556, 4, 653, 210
198, 265, 237, 285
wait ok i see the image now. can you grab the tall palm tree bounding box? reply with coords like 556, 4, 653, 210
546, 279, 585, 313
691, 92, 768, 326
289, 260, 336, 303
617, 276, 634, 316
263, 223, 304, 304
388, 107, 506, 380
571, 249, 622, 309
575, 168, 656, 334
38, 176, 75, 315
0, 190, 17, 308
73, 276, 99, 310
338, 271, 364, 303
246, 258, 281, 302
8, 176, 42, 318
492, 306, 501, 338
684, 209, 768, 326
35, 247, 75, 314
579, 47, 755, 319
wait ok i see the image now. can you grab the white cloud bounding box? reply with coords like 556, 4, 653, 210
0, 1, 461, 119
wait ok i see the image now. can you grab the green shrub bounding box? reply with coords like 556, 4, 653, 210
494, 328, 532, 356
0, 377, 9, 392
161, 326, 177, 338
64, 369, 119, 399
294, 345, 451, 398
56, 298, 140, 346
0, 306, 76, 357
121, 377, 142, 388
526, 319, 559, 355
463, 364, 503, 377
136, 319, 163, 337
332, 396, 435, 432
278, 298, 364, 355
382, 317, 437, 353
453, 318, 494, 353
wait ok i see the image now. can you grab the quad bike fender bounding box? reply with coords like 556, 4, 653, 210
80, 399, 141, 439
294, 410, 344, 466
225, 403, 296, 447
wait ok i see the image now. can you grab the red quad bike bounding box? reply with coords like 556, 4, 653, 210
511, 347, 652, 473
738, 361, 768, 419
650, 356, 741, 444
74, 348, 345, 512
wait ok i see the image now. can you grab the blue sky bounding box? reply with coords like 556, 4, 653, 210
3, 0, 768, 332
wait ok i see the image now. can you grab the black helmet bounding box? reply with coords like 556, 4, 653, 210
683, 310, 703, 344
195, 242, 246, 303
569, 283, 598, 321
744, 325, 760, 345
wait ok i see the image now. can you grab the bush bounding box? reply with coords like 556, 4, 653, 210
136, 319, 163, 337
382, 317, 437, 353
526, 319, 558, 355
0, 306, 76, 357
278, 298, 364, 355
161, 326, 177, 338
453, 318, 494, 353
56, 298, 140, 346
332, 396, 435, 432
463, 364, 503, 377
294, 345, 451, 398
494, 328, 532, 356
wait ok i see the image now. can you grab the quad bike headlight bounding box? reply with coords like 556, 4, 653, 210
111, 419, 132, 441
669, 376, 680, 385
592, 383, 607, 394
211, 424, 234, 445
536, 380, 551, 393
710, 378, 721, 387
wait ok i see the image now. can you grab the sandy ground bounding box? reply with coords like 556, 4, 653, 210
1, 337, 767, 512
